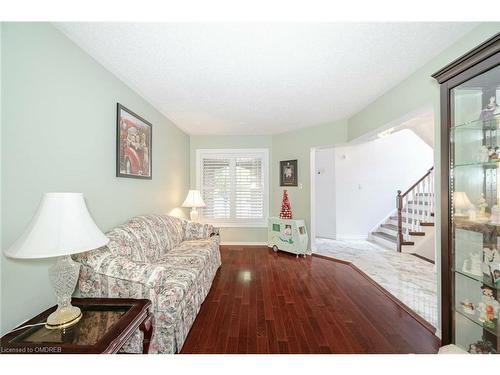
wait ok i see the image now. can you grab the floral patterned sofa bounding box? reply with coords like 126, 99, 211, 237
74, 214, 221, 354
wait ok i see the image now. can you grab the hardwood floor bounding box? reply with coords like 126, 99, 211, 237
180, 245, 441, 354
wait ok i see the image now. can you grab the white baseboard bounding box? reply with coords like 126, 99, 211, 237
334, 235, 368, 241
315, 235, 337, 240
220, 241, 268, 246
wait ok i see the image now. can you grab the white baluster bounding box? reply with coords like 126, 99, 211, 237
426, 172, 430, 223
421, 178, 426, 224
416, 182, 421, 232
405, 195, 409, 241
424, 176, 428, 225
410, 191, 415, 234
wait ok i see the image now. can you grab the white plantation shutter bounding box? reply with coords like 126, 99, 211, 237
201, 158, 231, 219
235, 157, 264, 219
197, 149, 269, 226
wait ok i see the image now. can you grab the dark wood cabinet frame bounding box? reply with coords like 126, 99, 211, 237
432, 32, 500, 346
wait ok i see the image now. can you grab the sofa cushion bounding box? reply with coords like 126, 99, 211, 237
165, 239, 217, 269
118, 215, 187, 263
184, 222, 214, 241
153, 239, 218, 316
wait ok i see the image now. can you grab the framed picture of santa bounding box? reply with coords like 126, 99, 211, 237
116, 103, 152, 179
280, 159, 298, 187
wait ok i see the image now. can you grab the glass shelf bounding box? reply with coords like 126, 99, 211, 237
453, 160, 500, 168
454, 308, 499, 337
454, 217, 500, 233
453, 268, 499, 290
452, 113, 500, 131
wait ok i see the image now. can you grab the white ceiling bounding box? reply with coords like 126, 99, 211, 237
55, 22, 477, 135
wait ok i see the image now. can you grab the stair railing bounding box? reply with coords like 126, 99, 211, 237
396, 167, 434, 252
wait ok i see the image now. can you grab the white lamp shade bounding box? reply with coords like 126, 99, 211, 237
453, 191, 473, 210
182, 190, 206, 208
4, 193, 109, 259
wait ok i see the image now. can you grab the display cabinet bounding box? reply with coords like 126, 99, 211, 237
433, 33, 500, 353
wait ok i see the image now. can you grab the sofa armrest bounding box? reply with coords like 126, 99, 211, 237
184, 221, 215, 240
74, 248, 166, 289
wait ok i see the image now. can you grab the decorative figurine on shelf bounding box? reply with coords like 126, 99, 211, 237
468, 338, 497, 354
479, 96, 499, 122
490, 147, 500, 161
279, 189, 293, 219
462, 252, 483, 276
460, 299, 476, 315
477, 194, 488, 217
492, 264, 500, 286
488, 146, 500, 161
478, 286, 499, 329
482, 247, 500, 282
488, 147, 496, 161
479, 145, 490, 162
484, 247, 500, 263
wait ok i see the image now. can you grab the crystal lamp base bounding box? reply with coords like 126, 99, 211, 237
45, 255, 82, 330
190, 208, 200, 222
46, 305, 82, 329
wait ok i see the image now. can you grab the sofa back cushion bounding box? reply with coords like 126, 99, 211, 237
106, 214, 187, 263
106, 226, 145, 261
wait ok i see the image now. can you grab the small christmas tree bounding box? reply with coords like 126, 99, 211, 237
280, 189, 293, 219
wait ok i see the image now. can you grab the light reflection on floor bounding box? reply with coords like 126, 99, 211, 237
314, 238, 438, 330
238, 270, 253, 283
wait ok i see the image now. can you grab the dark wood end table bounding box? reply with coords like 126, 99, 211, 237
0, 298, 153, 354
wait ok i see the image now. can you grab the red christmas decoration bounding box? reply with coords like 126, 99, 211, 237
280, 189, 293, 219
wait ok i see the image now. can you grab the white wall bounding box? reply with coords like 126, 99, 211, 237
333, 129, 433, 239
314, 148, 336, 239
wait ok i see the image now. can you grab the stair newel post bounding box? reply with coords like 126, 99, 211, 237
396, 190, 403, 252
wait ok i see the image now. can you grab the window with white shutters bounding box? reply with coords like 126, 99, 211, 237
196, 149, 269, 227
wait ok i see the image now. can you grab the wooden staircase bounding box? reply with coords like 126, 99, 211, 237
370, 168, 435, 253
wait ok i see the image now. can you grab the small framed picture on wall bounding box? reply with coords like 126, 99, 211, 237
116, 103, 152, 179
280, 159, 298, 187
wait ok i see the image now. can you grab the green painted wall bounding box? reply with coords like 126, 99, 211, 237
0, 23, 190, 333
189, 122, 348, 245
271, 120, 348, 248
189, 135, 272, 242
346, 23, 500, 334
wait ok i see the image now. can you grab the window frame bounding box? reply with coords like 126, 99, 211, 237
195, 148, 269, 227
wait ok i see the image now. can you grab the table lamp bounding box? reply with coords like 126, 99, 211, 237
4, 193, 109, 330
182, 190, 206, 222
453, 191, 473, 217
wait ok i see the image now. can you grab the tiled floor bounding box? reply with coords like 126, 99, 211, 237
313, 238, 438, 329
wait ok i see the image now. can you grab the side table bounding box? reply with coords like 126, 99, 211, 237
0, 298, 153, 354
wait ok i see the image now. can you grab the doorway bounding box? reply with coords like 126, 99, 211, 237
309, 110, 439, 334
